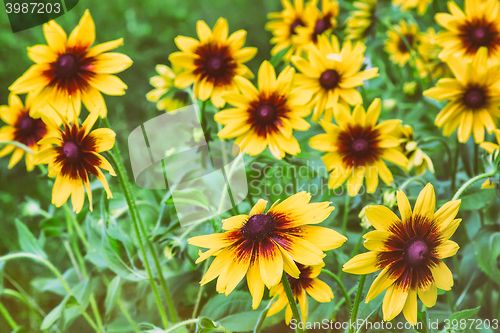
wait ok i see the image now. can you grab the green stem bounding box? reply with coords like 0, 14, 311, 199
0, 140, 33, 154
452, 170, 496, 200
348, 275, 366, 333
474, 143, 479, 175
281, 273, 304, 333
163, 318, 199, 333
451, 141, 460, 193
320, 269, 351, 309
253, 299, 274, 333
341, 194, 350, 235
104, 118, 179, 325
0, 302, 20, 331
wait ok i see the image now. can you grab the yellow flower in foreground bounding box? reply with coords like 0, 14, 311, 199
480, 129, 500, 153
345, 0, 377, 41
9, 10, 132, 120
424, 48, 500, 143
146, 65, 188, 112
35, 112, 116, 213
0, 95, 50, 171
169, 18, 257, 108
188, 192, 346, 309
399, 125, 434, 175
294, 0, 339, 52
266, 0, 309, 59
343, 183, 461, 324
310, 99, 408, 196
385, 21, 420, 67
435, 0, 500, 62
215, 61, 311, 159
267, 263, 333, 324
292, 35, 378, 121
392, 0, 432, 15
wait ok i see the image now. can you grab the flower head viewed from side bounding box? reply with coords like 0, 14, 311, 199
169, 18, 257, 108
292, 35, 379, 121
266, 0, 309, 59
435, 0, 500, 62
310, 99, 408, 196
146, 64, 188, 112
480, 129, 500, 154
0, 94, 49, 171
345, 0, 378, 41
416, 28, 448, 80
424, 48, 500, 143
35, 112, 116, 213
267, 263, 333, 324
385, 20, 420, 67
399, 125, 434, 175
188, 192, 346, 309
343, 183, 461, 324
9, 10, 133, 120
215, 61, 311, 159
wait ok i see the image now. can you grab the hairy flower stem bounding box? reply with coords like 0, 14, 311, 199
451, 141, 460, 193
321, 269, 351, 309
348, 275, 366, 333
104, 119, 178, 326
341, 194, 351, 235
452, 170, 496, 200
281, 273, 304, 333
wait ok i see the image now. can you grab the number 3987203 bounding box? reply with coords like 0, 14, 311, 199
5, 2, 62, 14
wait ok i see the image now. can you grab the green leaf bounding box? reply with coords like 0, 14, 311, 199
449, 306, 481, 320
474, 231, 500, 284
219, 311, 261, 332
105, 276, 121, 316
460, 189, 496, 211
15, 220, 46, 259
41, 295, 69, 330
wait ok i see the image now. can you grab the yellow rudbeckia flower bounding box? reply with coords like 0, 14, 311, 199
343, 183, 461, 325
345, 0, 378, 41
385, 20, 420, 67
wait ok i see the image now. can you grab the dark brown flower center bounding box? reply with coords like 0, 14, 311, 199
248, 93, 289, 137
406, 239, 429, 266
463, 86, 487, 109
242, 214, 276, 241
47, 49, 94, 93
337, 126, 380, 167
13, 112, 47, 147
313, 15, 332, 41
63, 141, 80, 160
194, 43, 236, 86
460, 19, 499, 54
55, 54, 79, 79
289, 18, 305, 35
319, 69, 340, 90
397, 34, 414, 53
286, 264, 313, 296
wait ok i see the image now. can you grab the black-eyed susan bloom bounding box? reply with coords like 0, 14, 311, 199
267, 263, 333, 324
215, 61, 311, 159
345, 0, 378, 41
294, 0, 339, 52
146, 64, 188, 112
35, 112, 115, 213
169, 18, 257, 108
188, 192, 346, 309
415, 28, 448, 80
0, 95, 50, 171
292, 35, 378, 121
399, 125, 434, 175
266, 0, 309, 59
343, 184, 461, 324
435, 0, 500, 62
392, 0, 432, 15
385, 20, 420, 67
310, 99, 408, 196
423, 48, 500, 143
9, 10, 132, 120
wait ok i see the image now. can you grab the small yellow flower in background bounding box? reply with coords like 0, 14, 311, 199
266, 263, 333, 324
169, 18, 257, 108
266, 0, 309, 59
424, 48, 500, 143
294, 0, 339, 52
415, 28, 448, 80
146, 64, 189, 112
0, 94, 50, 171
385, 21, 420, 67
399, 125, 434, 175
392, 0, 432, 15
435, 0, 500, 62
345, 0, 378, 41
9, 10, 133, 120
343, 183, 461, 324
35, 112, 116, 213
480, 129, 500, 154
188, 192, 346, 309
215, 61, 311, 159
292, 35, 379, 122
310, 99, 408, 196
